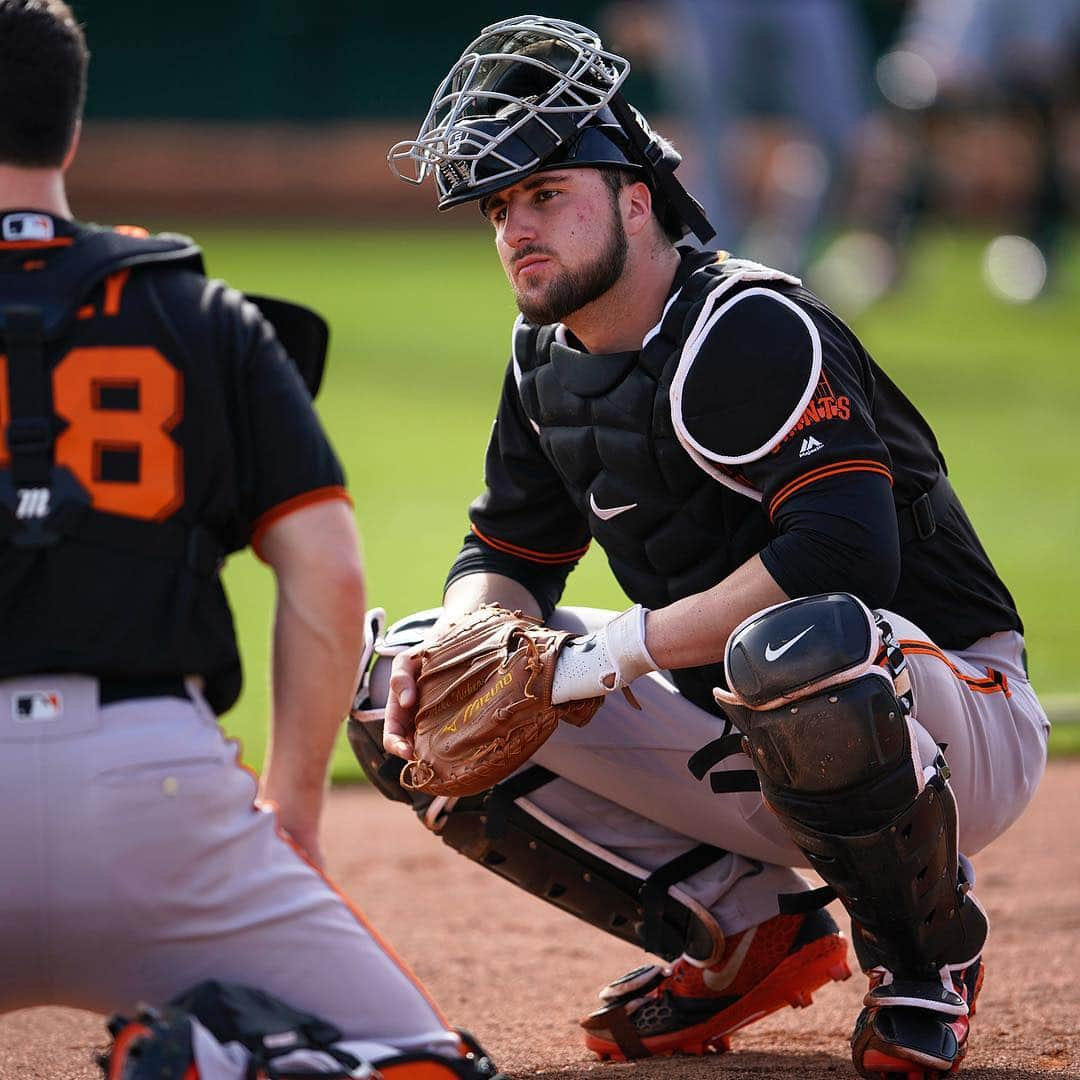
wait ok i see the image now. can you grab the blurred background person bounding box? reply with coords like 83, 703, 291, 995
816, 0, 1080, 310
607, 0, 875, 275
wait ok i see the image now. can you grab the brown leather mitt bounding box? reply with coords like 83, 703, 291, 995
399, 605, 603, 797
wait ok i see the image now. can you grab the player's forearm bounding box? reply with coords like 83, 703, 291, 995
260, 552, 365, 842
644, 554, 789, 672
441, 571, 542, 626
551, 555, 789, 704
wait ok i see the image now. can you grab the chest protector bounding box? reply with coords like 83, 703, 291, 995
0, 229, 243, 707
513, 252, 798, 712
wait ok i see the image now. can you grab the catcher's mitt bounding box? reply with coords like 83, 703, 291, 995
400, 605, 603, 796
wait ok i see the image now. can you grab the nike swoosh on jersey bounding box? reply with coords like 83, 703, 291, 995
763, 624, 815, 662
589, 492, 638, 521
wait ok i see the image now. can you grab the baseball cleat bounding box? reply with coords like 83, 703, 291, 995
580, 907, 852, 1060
851, 958, 984, 1079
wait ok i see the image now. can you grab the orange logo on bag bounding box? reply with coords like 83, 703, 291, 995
444, 672, 513, 733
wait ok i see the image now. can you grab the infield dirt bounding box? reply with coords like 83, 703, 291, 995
3, 760, 1076, 1079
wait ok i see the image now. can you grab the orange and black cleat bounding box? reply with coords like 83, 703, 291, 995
580, 907, 852, 1060
851, 958, 984, 1079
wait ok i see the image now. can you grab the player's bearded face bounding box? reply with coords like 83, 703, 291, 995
504, 185, 628, 326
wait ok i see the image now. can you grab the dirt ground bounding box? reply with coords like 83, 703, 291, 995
3, 761, 1077, 1079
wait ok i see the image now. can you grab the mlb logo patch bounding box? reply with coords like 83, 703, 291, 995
2, 212, 54, 242
13, 690, 63, 722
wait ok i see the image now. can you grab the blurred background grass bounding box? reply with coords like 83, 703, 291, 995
156, 223, 1080, 776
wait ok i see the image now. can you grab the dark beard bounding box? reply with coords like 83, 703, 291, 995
513, 208, 628, 327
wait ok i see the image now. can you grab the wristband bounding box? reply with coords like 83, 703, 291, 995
551, 605, 657, 703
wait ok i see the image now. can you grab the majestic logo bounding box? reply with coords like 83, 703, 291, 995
15, 488, 50, 520
2, 213, 54, 242
443, 672, 513, 734
798, 436, 824, 458
589, 492, 638, 521
764, 625, 815, 663
13, 690, 63, 722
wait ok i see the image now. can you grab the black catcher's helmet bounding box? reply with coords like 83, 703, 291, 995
388, 16, 715, 243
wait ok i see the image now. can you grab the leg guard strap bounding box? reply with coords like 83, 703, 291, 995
439, 765, 729, 963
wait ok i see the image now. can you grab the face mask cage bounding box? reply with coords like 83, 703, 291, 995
388, 16, 631, 202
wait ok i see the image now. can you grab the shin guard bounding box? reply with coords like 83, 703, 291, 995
715, 594, 987, 991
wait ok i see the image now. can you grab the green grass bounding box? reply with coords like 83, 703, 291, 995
162, 224, 1079, 773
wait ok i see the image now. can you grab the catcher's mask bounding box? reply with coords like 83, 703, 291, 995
388, 15, 715, 243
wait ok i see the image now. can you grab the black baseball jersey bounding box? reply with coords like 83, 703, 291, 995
448, 248, 1021, 713
0, 212, 346, 713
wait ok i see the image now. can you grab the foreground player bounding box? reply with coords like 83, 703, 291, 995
353, 16, 1049, 1080
0, 4, 502, 1077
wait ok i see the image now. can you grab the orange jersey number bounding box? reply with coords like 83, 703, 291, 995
0, 346, 183, 521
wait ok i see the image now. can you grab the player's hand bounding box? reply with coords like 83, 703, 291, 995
384, 645, 423, 759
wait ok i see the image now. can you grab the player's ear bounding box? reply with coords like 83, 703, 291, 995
621, 179, 654, 239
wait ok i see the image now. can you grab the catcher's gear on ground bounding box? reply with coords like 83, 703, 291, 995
580, 908, 851, 1060
851, 958, 984, 1080
102, 980, 506, 1080
399, 604, 603, 796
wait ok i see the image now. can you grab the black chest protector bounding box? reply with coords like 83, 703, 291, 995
513, 253, 787, 713
0, 229, 204, 542
0, 229, 234, 707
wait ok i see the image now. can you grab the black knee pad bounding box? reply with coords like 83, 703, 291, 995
716, 593, 916, 819
714, 594, 987, 982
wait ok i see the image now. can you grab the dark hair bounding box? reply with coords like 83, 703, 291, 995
0, 0, 88, 167
597, 165, 684, 244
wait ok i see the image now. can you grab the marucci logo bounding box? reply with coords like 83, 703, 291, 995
589, 492, 638, 521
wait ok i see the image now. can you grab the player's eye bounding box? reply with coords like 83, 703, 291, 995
487, 204, 507, 225
536, 189, 559, 204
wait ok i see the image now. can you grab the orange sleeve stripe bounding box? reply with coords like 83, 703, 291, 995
897, 639, 1012, 697
768, 460, 893, 521
0, 237, 74, 249
471, 523, 590, 565
251, 485, 352, 559
103, 268, 131, 316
